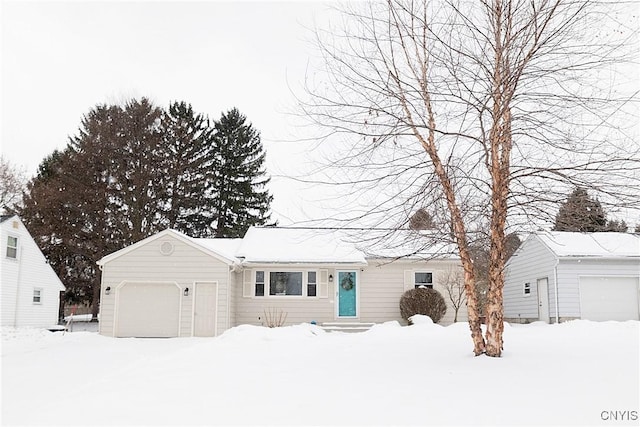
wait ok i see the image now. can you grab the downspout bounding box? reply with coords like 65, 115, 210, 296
554, 258, 560, 324
13, 245, 24, 327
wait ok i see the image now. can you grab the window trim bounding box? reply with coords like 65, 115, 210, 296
6, 235, 18, 259
252, 268, 319, 298
523, 282, 532, 296
33, 288, 43, 305
414, 271, 434, 289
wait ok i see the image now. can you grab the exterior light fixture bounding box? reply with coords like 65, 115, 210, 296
105, 286, 111, 295
184, 287, 189, 297
329, 274, 334, 282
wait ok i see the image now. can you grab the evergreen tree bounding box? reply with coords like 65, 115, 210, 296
21, 100, 276, 315
21, 99, 167, 315
553, 187, 607, 232
210, 108, 273, 238
159, 101, 214, 237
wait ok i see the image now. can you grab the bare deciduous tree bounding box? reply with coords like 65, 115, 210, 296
301, 0, 639, 356
438, 266, 466, 323
0, 156, 27, 214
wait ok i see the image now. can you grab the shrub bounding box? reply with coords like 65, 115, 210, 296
399, 287, 447, 324
263, 308, 287, 328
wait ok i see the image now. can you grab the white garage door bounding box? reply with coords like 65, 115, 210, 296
116, 282, 181, 337
579, 276, 640, 321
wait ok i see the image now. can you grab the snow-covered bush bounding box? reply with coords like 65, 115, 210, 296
399, 288, 447, 324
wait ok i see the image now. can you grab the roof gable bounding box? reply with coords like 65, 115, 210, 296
97, 229, 238, 266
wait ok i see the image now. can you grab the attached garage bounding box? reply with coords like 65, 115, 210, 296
98, 229, 240, 338
579, 276, 640, 321
115, 282, 182, 338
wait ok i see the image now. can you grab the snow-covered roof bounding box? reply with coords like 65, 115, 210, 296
99, 227, 460, 267
535, 231, 640, 258
358, 230, 459, 260
192, 238, 243, 262
236, 227, 367, 265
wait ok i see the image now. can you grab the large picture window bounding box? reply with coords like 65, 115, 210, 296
270, 272, 303, 296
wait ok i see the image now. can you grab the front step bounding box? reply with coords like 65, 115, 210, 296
321, 322, 376, 333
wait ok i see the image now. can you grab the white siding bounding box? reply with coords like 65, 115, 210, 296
504, 233, 640, 322
504, 235, 557, 322
1, 217, 65, 328
359, 260, 467, 325
235, 265, 340, 326
557, 258, 640, 318
99, 234, 231, 337
235, 259, 466, 327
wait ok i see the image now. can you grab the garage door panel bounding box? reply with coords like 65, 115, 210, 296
579, 277, 640, 321
116, 282, 181, 337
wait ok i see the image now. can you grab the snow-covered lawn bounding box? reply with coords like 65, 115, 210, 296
2, 319, 638, 426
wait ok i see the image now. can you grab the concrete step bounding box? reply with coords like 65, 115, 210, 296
321, 322, 376, 333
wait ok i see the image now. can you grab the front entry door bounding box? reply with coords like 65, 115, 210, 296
338, 271, 357, 317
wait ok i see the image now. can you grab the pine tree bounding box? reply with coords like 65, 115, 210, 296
210, 108, 273, 238
21, 99, 168, 315
159, 101, 214, 237
553, 187, 607, 232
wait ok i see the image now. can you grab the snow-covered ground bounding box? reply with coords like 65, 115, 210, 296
1, 318, 638, 426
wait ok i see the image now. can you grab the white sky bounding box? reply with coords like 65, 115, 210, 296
1, 0, 334, 224
1, 1, 639, 228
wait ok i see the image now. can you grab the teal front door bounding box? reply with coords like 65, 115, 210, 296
338, 271, 357, 317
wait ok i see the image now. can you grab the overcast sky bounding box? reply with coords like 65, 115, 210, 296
2, 1, 639, 228
1, 0, 335, 224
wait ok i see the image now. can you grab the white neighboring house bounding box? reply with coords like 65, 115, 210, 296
504, 231, 640, 323
1, 215, 66, 328
97, 227, 467, 338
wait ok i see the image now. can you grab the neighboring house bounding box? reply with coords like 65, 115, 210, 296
1, 215, 66, 328
504, 231, 640, 323
97, 227, 467, 337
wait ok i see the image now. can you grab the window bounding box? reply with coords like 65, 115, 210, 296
270, 272, 303, 296
6, 236, 17, 259
415, 272, 433, 289
523, 282, 531, 296
33, 288, 42, 304
255, 271, 265, 296
307, 271, 317, 297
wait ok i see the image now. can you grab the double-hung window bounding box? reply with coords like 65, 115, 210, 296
6, 236, 17, 259
33, 288, 42, 304
523, 282, 531, 296
307, 272, 317, 297
415, 272, 433, 289
255, 271, 265, 296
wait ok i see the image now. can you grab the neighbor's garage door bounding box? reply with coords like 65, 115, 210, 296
116, 282, 181, 337
579, 276, 640, 321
